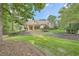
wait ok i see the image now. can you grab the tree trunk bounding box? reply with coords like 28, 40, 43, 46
11, 4, 14, 32
0, 3, 3, 43
12, 20, 14, 32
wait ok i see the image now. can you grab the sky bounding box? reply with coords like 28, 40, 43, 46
34, 3, 65, 20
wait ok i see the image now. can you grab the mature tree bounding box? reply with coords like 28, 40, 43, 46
59, 4, 79, 27
48, 15, 56, 28
2, 3, 46, 33
33, 3, 45, 12
0, 3, 46, 43
59, 4, 79, 33
2, 4, 12, 34
48, 15, 56, 22
0, 3, 3, 42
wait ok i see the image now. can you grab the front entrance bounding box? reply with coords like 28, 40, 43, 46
30, 26, 33, 30
27, 25, 35, 31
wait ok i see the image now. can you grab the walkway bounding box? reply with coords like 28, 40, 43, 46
43, 32, 79, 40
0, 40, 47, 56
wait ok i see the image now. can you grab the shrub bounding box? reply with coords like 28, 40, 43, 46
66, 23, 79, 34
42, 25, 49, 32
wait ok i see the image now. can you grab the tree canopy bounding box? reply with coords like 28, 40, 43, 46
48, 15, 56, 22
1, 3, 46, 34
59, 4, 79, 27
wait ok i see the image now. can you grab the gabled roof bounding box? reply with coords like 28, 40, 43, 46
25, 20, 50, 26
36, 20, 49, 25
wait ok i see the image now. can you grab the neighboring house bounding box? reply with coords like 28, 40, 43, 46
24, 20, 54, 31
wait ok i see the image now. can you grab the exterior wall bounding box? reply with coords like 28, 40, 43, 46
24, 20, 55, 31
48, 22, 54, 28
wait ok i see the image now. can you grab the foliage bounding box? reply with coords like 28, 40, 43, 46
48, 15, 56, 22
2, 4, 12, 34
66, 23, 79, 34
48, 15, 57, 29
59, 4, 79, 27
33, 3, 45, 12
2, 3, 45, 34
59, 4, 79, 34
42, 25, 49, 32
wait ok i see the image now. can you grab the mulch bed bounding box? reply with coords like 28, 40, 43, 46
0, 40, 47, 56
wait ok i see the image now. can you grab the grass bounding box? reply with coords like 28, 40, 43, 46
48, 29, 65, 34
6, 34, 79, 56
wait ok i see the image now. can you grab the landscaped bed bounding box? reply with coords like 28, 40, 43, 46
5, 34, 79, 56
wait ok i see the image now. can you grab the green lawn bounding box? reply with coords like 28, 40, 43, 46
6, 34, 79, 56
48, 29, 65, 34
